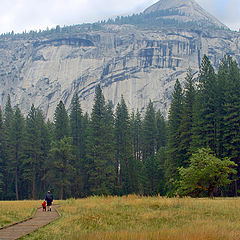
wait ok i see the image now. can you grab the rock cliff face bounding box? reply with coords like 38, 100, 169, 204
0, 0, 239, 119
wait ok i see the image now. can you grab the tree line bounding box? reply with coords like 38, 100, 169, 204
0, 55, 239, 200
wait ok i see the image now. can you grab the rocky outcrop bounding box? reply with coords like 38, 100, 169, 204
144, 0, 229, 30
0, 0, 239, 119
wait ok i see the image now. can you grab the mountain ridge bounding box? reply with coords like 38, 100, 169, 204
0, 0, 239, 119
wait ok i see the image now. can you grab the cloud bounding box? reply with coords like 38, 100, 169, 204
0, 0, 159, 33
196, 0, 240, 30
0, 0, 239, 34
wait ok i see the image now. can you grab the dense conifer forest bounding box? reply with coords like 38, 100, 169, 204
0, 55, 239, 200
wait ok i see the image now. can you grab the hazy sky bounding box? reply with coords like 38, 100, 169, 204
0, 0, 239, 34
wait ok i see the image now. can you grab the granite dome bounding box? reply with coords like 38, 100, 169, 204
144, 0, 228, 30
0, 0, 238, 119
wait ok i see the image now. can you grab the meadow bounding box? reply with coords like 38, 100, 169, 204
0, 200, 41, 227
1, 196, 240, 240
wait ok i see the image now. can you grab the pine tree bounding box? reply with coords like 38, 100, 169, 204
215, 56, 229, 157
3, 95, 14, 199
8, 106, 25, 200
155, 147, 167, 195
165, 79, 183, 194
156, 110, 167, 152
115, 96, 134, 195
130, 109, 142, 161
129, 110, 143, 193
70, 92, 84, 157
50, 137, 73, 199
23, 105, 48, 199
141, 100, 161, 195
142, 100, 156, 162
0, 107, 4, 198
179, 68, 196, 163
50, 101, 72, 198
103, 101, 115, 194
221, 57, 240, 194
86, 85, 115, 195
37, 111, 51, 197
69, 92, 85, 197
155, 110, 167, 195
54, 100, 70, 140
4, 95, 14, 131
143, 155, 160, 195
23, 105, 40, 199
192, 55, 217, 152
81, 113, 90, 196
138, 162, 150, 195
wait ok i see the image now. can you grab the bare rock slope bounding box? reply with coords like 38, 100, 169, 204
144, 0, 228, 30
0, 0, 239, 119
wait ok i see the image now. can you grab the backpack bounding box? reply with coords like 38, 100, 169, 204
46, 194, 52, 201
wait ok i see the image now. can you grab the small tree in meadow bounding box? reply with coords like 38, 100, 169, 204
176, 148, 237, 197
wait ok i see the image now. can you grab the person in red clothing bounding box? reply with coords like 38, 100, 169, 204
42, 200, 47, 211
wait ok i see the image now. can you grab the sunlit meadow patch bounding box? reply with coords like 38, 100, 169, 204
1, 196, 240, 240
0, 200, 41, 227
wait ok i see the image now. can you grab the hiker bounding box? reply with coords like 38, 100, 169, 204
45, 190, 53, 211
42, 200, 47, 211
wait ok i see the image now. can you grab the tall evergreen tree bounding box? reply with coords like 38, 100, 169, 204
130, 110, 143, 193
54, 100, 70, 140
0, 107, 4, 198
115, 96, 135, 195
221, 57, 240, 194
142, 100, 156, 162
192, 55, 217, 152
130, 109, 142, 161
142, 155, 160, 195
155, 110, 167, 195
8, 106, 25, 200
69, 92, 85, 197
37, 110, 51, 197
215, 56, 229, 157
23, 105, 48, 199
155, 147, 167, 195
86, 85, 115, 195
179, 68, 196, 163
23, 105, 40, 199
129, 109, 142, 194
81, 112, 90, 196
3, 95, 14, 199
50, 137, 73, 199
103, 101, 115, 194
165, 79, 183, 194
70, 92, 84, 157
141, 100, 160, 195
4, 95, 14, 131
50, 101, 71, 198
138, 161, 150, 195
156, 110, 167, 152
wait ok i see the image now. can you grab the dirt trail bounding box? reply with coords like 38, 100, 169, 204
0, 206, 60, 240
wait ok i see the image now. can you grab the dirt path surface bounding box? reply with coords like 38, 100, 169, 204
0, 206, 60, 240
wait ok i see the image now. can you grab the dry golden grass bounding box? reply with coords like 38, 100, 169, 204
0, 200, 41, 227
3, 196, 240, 240
0, 200, 62, 227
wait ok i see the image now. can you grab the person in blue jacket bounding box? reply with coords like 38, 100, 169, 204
45, 190, 53, 211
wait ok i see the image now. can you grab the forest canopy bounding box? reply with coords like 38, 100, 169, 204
0, 55, 239, 200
